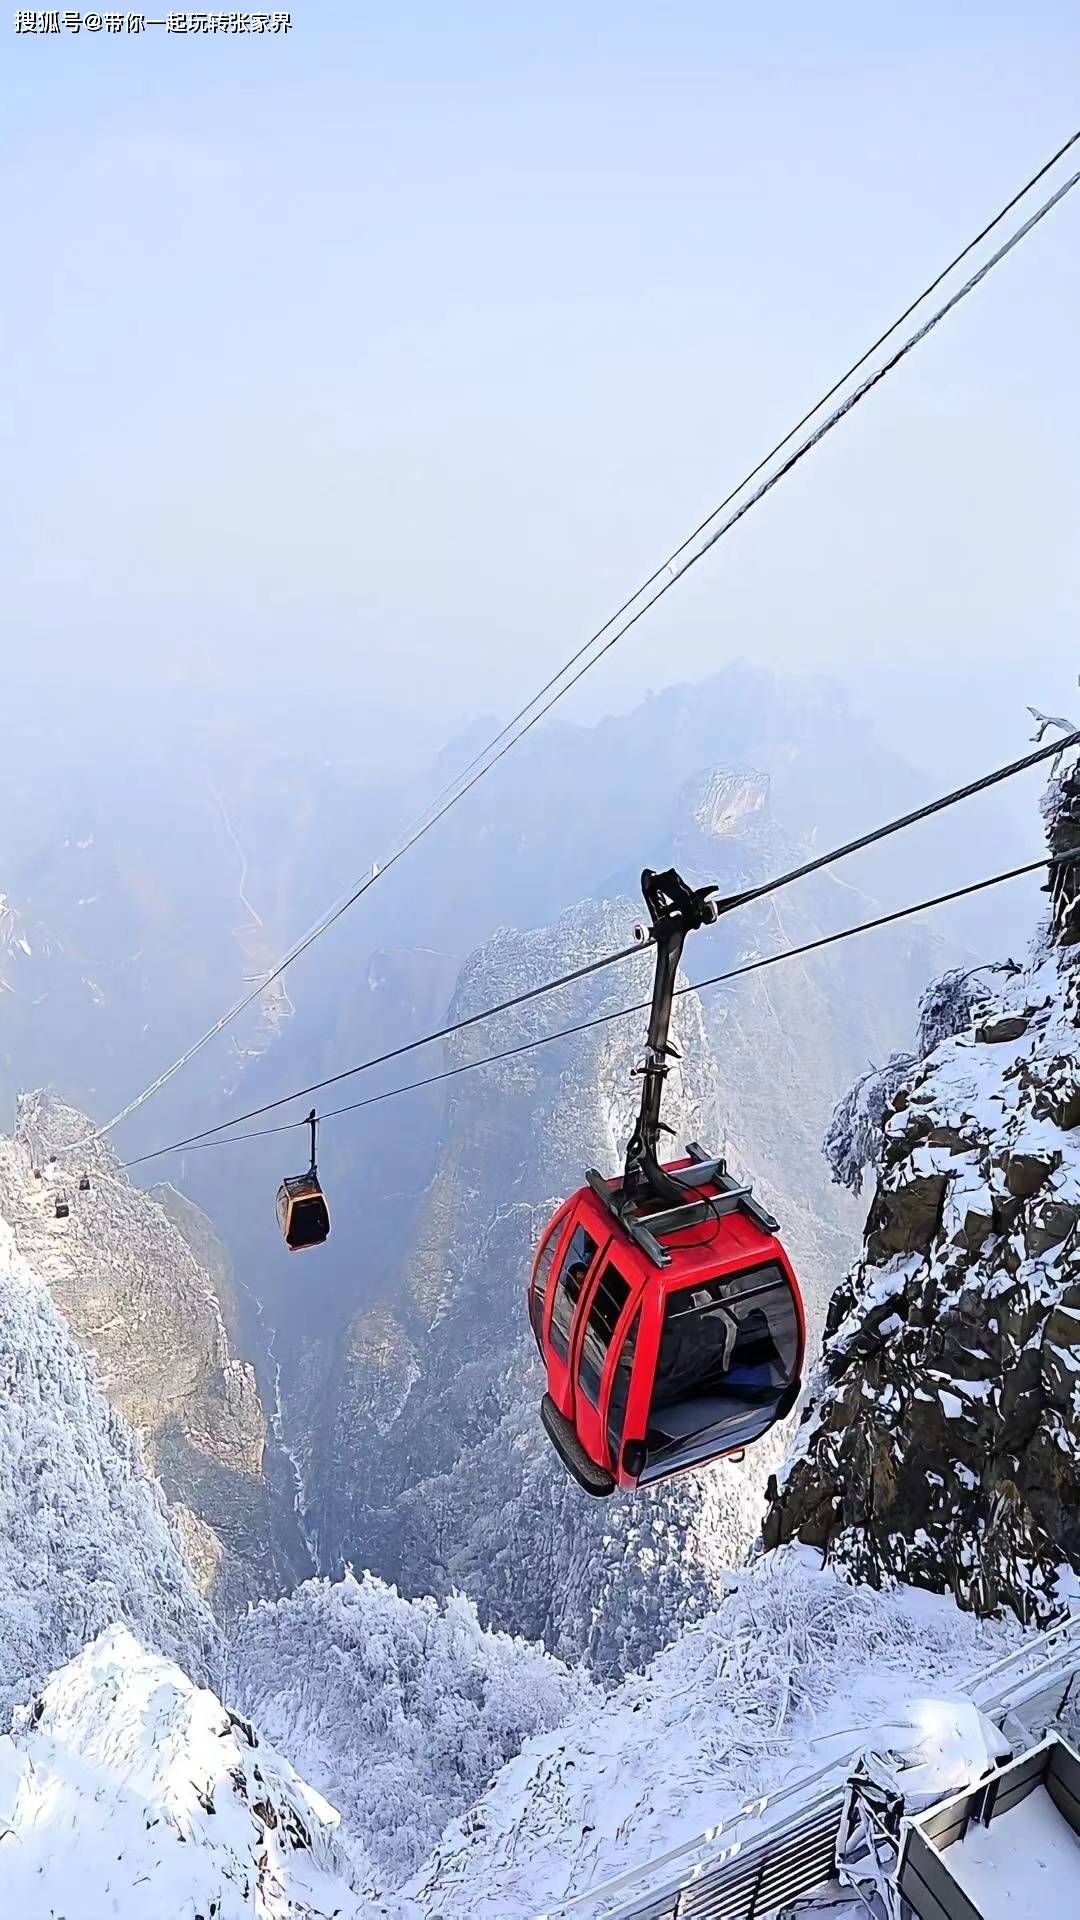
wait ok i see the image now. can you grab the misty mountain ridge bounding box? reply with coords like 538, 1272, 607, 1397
0, 664, 1033, 1139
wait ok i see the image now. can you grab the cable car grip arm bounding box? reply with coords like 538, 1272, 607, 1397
621, 868, 718, 1210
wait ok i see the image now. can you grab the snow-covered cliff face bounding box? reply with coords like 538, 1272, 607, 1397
765, 746, 1080, 1622
1, 1093, 302, 1615
690, 766, 771, 840
0, 1626, 370, 1920
0, 1211, 220, 1716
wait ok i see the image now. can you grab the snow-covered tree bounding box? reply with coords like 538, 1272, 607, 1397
0, 1216, 220, 1716
229, 1569, 596, 1883
823, 1051, 916, 1194
402, 1552, 1016, 1919
825, 965, 1016, 1194
915, 966, 999, 1057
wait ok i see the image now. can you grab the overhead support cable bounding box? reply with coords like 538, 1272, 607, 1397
68, 133, 1080, 1154
408, 130, 1080, 813
114, 728, 1080, 1158
117, 846, 1071, 1173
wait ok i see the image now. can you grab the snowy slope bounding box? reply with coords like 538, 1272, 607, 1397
400, 1551, 1017, 1919
0, 1625, 372, 1920
0, 1210, 221, 1718
230, 1571, 595, 1884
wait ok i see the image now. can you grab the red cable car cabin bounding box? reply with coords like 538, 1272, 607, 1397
529, 868, 805, 1497
531, 1147, 804, 1495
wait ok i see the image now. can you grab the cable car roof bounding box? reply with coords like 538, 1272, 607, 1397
566, 1177, 784, 1291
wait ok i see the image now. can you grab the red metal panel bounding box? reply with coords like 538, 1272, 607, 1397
533, 1159, 807, 1490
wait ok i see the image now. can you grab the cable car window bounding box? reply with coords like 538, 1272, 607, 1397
606, 1306, 639, 1466
530, 1222, 562, 1349
644, 1265, 800, 1476
549, 1224, 598, 1363
578, 1260, 631, 1406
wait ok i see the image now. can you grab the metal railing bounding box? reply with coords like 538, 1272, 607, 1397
537, 1611, 1080, 1920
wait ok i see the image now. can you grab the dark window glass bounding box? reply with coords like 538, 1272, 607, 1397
549, 1224, 597, 1363
578, 1261, 631, 1405
606, 1307, 640, 1467
643, 1264, 800, 1475
530, 1224, 562, 1349
287, 1193, 330, 1248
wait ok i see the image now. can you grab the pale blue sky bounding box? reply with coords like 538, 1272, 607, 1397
3, 2, 1078, 771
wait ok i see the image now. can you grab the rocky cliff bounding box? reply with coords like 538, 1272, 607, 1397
764, 742, 1080, 1622
1, 1092, 300, 1615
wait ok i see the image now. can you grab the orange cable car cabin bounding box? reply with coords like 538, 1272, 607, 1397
276, 1109, 331, 1252
529, 868, 805, 1497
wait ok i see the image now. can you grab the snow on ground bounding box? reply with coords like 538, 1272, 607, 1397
398, 1550, 1020, 1920
229, 1570, 596, 1886
0, 1625, 374, 1920
945, 1785, 1080, 1920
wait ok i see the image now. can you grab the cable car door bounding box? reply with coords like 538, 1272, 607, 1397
543, 1213, 608, 1424
529, 1201, 574, 1355
570, 1253, 644, 1475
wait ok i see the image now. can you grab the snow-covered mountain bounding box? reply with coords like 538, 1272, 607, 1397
1, 1092, 307, 1612
765, 740, 1080, 1619
0, 675, 1062, 1919
0, 1625, 371, 1920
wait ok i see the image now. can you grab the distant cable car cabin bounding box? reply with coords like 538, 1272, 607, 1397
276, 1110, 330, 1252
78, 1173, 91, 1193
530, 869, 805, 1497
54, 1194, 70, 1220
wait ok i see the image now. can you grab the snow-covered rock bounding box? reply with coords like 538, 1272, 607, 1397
229, 1570, 595, 1884
766, 744, 1080, 1621
0, 1625, 372, 1919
